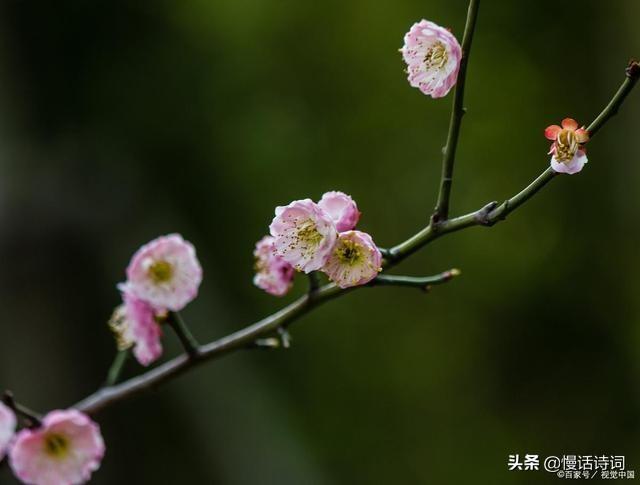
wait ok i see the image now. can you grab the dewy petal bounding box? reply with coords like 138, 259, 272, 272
0, 401, 16, 460
575, 128, 590, 143
9, 409, 105, 485
561, 118, 579, 130
544, 125, 562, 140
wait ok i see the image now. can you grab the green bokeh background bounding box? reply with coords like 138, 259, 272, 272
0, 1, 639, 483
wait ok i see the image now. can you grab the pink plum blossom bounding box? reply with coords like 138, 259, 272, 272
322, 230, 382, 289
269, 199, 338, 273
545, 118, 590, 174
401, 19, 462, 98
126, 234, 202, 311
0, 401, 16, 460
9, 409, 105, 485
253, 236, 295, 296
110, 287, 165, 366
318, 191, 361, 232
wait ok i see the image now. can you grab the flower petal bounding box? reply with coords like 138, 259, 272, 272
561, 118, 578, 130
550, 151, 588, 175
126, 234, 202, 311
9, 409, 105, 485
269, 199, 338, 273
253, 235, 295, 296
318, 191, 360, 232
322, 231, 382, 289
575, 128, 590, 143
0, 402, 16, 460
544, 125, 562, 140
400, 19, 462, 98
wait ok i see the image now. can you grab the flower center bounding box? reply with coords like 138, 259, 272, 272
296, 220, 323, 247
44, 433, 69, 459
335, 239, 363, 266
555, 129, 579, 162
424, 41, 448, 70
148, 260, 173, 283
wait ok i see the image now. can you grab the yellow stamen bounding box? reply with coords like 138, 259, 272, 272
424, 42, 448, 70
148, 260, 173, 283
44, 433, 69, 459
555, 129, 579, 162
335, 239, 364, 266
296, 220, 323, 247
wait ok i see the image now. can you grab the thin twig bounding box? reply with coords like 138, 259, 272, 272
167, 312, 200, 358
390, 65, 639, 260
432, 0, 481, 223
587, 59, 639, 137
75, 283, 344, 414
2, 391, 42, 426
104, 350, 128, 387
371, 269, 461, 291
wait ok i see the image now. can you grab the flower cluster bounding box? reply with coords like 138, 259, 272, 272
1, 405, 105, 485
400, 19, 462, 98
253, 191, 381, 292
110, 234, 203, 366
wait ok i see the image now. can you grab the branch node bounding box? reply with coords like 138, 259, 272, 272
474, 201, 498, 226
378, 247, 394, 261
497, 199, 510, 221
626, 59, 640, 80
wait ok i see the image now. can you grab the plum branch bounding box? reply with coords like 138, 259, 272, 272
4, 8, 639, 424
432, 0, 480, 223
389, 58, 639, 259
69, 59, 639, 418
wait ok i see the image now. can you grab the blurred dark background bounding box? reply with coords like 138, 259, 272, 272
0, 0, 638, 483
